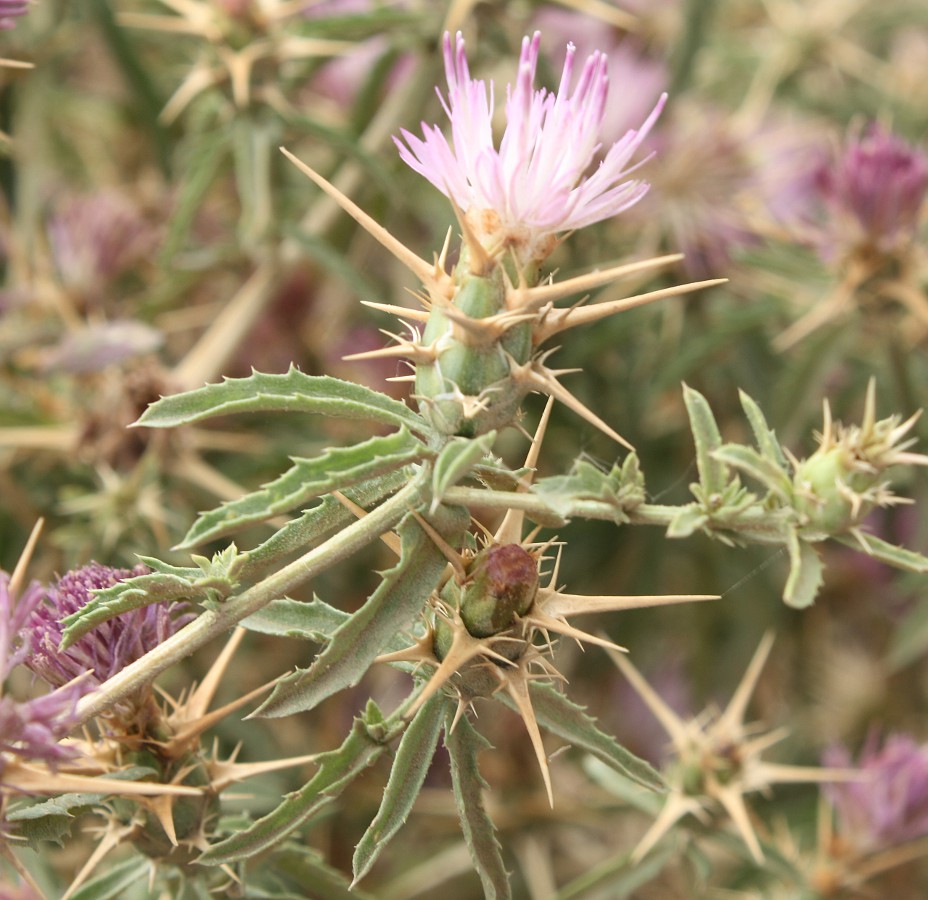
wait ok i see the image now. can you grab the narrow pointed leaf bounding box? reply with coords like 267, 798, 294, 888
431, 432, 497, 508
241, 597, 350, 641
240, 468, 411, 579
682, 384, 727, 496
353, 693, 448, 883
503, 682, 664, 792
200, 711, 396, 865
136, 366, 427, 434
254, 503, 469, 717
836, 532, 928, 573
738, 390, 789, 468
179, 428, 426, 548
445, 712, 511, 900
713, 444, 791, 501
70, 857, 153, 900
783, 531, 824, 609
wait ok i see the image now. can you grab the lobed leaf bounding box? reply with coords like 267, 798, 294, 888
431, 432, 498, 510
241, 597, 350, 642
352, 692, 448, 884
136, 366, 427, 435
179, 428, 426, 548
445, 712, 511, 900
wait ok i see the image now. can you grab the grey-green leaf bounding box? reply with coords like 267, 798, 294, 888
713, 444, 791, 501
136, 366, 427, 435
431, 432, 497, 510
352, 692, 448, 884
682, 384, 727, 497
254, 502, 469, 717
738, 389, 789, 468
241, 596, 350, 642
508, 682, 664, 792
783, 531, 824, 609
445, 712, 511, 900
179, 428, 426, 548
200, 713, 394, 865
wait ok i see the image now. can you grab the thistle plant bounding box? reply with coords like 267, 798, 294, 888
3, 4, 928, 898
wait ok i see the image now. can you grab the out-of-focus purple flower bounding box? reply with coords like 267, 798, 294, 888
47, 191, 160, 301
0, 0, 29, 31
813, 126, 928, 262
38, 320, 164, 375
395, 31, 665, 263
23, 563, 193, 689
824, 733, 928, 853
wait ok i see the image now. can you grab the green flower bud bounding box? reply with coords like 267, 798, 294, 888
459, 544, 539, 639
794, 445, 874, 534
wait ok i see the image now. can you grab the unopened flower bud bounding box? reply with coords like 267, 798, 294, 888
459, 544, 539, 638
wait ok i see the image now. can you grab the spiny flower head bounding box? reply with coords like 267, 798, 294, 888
395, 31, 665, 269
824, 733, 928, 854
23, 563, 193, 690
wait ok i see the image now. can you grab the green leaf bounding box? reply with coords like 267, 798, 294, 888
199, 713, 395, 865
352, 692, 448, 884
431, 432, 497, 510
240, 468, 412, 579
70, 856, 155, 900
666, 504, 708, 539
254, 502, 469, 717
682, 384, 728, 497
136, 366, 428, 435
5, 792, 98, 847
507, 683, 664, 792
445, 712, 511, 900
783, 531, 824, 609
713, 444, 791, 501
554, 845, 675, 900
179, 428, 427, 548
60, 549, 243, 648
273, 845, 379, 900
738, 390, 789, 468
241, 597, 350, 641
836, 531, 928, 573
532, 457, 646, 523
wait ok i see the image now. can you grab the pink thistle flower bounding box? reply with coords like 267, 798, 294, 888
395, 31, 665, 263
0, 0, 29, 31
824, 733, 928, 853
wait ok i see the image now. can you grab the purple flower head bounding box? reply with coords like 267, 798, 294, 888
0, 0, 29, 31
814, 126, 928, 261
0, 574, 44, 680
23, 563, 193, 689
824, 733, 928, 853
395, 31, 665, 264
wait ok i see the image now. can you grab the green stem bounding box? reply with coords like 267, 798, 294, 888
75, 472, 429, 724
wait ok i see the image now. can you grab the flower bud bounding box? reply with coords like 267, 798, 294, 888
459, 544, 539, 639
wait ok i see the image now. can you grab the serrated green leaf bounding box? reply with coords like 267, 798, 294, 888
682, 384, 728, 497
445, 712, 511, 900
136, 366, 427, 435
738, 390, 789, 468
180, 428, 426, 548
254, 503, 468, 717
836, 531, 928, 573
713, 444, 791, 501
200, 714, 394, 865
59, 552, 240, 649
505, 682, 665, 792
70, 856, 155, 900
353, 692, 448, 884
240, 468, 412, 579
431, 432, 497, 510
784, 531, 824, 609
241, 597, 350, 641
